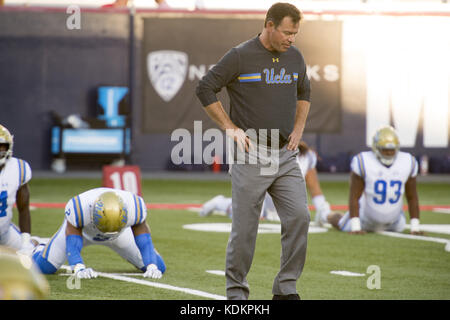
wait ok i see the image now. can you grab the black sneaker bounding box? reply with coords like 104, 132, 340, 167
272, 294, 301, 300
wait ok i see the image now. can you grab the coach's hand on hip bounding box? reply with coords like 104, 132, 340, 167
287, 129, 303, 151
226, 127, 254, 153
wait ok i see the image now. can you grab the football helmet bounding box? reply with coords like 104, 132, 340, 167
372, 126, 400, 166
0, 246, 50, 300
92, 192, 128, 234
0, 125, 13, 166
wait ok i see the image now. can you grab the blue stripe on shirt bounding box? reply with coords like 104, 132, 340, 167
238, 73, 261, 82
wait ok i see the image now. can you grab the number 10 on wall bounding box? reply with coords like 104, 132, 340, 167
102, 165, 143, 196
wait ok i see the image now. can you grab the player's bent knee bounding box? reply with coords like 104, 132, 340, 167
33, 252, 58, 274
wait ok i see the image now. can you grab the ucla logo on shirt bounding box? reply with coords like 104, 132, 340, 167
263, 68, 298, 84
238, 68, 298, 85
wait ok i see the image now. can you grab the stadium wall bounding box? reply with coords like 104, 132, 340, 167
0, 8, 449, 173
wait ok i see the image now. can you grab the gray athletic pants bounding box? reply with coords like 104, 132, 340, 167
226, 146, 310, 300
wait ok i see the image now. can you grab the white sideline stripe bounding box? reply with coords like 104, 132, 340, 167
206, 270, 225, 276
59, 272, 143, 276
60, 265, 226, 300
330, 270, 365, 277
98, 273, 226, 300
378, 231, 450, 252
433, 208, 450, 214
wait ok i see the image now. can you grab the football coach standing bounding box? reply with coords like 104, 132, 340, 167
196, 2, 311, 300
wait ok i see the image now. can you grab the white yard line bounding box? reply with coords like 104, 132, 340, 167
59, 265, 226, 300
378, 231, 450, 252
432, 208, 450, 214
97, 272, 226, 300
206, 270, 225, 276
330, 270, 365, 277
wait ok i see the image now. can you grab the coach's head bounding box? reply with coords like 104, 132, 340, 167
261, 2, 302, 53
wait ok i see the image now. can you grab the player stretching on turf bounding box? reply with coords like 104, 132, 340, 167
33, 188, 165, 279
316, 126, 423, 235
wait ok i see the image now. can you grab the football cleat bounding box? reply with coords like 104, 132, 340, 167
372, 126, 400, 166
92, 192, 128, 234
0, 124, 13, 166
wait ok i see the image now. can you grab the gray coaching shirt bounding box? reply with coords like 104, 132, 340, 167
196, 35, 311, 142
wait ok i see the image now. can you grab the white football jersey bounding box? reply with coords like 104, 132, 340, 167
0, 157, 32, 235
296, 150, 317, 176
351, 151, 418, 224
64, 187, 147, 242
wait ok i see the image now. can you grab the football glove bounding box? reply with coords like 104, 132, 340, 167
73, 263, 98, 279
315, 201, 331, 226
350, 217, 362, 232
143, 264, 162, 279
410, 218, 421, 234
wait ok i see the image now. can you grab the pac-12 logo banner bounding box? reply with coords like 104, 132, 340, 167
147, 50, 188, 102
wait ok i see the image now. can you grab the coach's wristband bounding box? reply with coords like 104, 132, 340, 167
350, 217, 361, 232
410, 218, 420, 233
